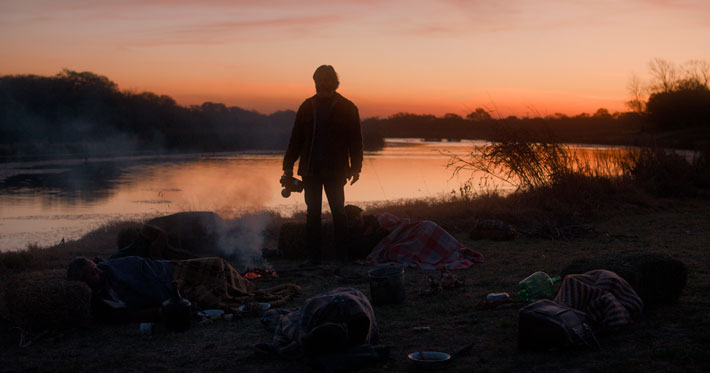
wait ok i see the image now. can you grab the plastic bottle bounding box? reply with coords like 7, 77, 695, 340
518, 272, 560, 302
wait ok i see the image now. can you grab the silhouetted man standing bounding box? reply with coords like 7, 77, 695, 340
283, 65, 363, 266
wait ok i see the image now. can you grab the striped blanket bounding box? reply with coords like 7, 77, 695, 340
171, 257, 301, 309
365, 214, 484, 270
554, 269, 644, 327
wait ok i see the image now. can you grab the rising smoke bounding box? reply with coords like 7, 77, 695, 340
216, 211, 274, 272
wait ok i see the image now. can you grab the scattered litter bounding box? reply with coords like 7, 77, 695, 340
420, 267, 465, 295
476, 293, 513, 310
518, 272, 559, 303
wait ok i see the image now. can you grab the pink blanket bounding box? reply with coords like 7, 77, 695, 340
365, 214, 484, 270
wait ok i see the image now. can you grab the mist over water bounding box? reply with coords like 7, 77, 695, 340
0, 139, 625, 252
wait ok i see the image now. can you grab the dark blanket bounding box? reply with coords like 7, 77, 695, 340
98, 256, 174, 309
261, 288, 378, 358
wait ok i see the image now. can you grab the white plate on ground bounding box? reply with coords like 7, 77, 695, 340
407, 351, 452, 368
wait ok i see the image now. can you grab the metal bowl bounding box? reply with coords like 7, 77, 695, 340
407, 351, 451, 368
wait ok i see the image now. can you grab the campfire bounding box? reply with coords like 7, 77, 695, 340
243, 268, 278, 280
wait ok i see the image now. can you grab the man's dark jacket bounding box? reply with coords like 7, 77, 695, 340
283, 92, 363, 180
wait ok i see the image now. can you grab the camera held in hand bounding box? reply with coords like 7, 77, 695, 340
280, 175, 304, 198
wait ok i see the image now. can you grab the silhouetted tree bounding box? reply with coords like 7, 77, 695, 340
630, 59, 710, 131
626, 74, 646, 113
649, 58, 678, 93
646, 78, 710, 129
682, 59, 710, 87
466, 108, 492, 121
552, 113, 568, 119
593, 108, 612, 118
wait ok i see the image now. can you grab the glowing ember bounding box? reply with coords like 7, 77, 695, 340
244, 269, 278, 280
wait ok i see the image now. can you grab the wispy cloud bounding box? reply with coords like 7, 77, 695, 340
120, 15, 343, 47
641, 0, 710, 11
406, 24, 460, 36
436, 0, 710, 33
176, 16, 342, 35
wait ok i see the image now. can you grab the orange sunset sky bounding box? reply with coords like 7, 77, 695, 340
1, 0, 709, 118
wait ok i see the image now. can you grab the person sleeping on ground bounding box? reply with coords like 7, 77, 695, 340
259, 288, 378, 358
67, 256, 300, 323
344, 205, 390, 260
113, 212, 268, 269
344, 205, 484, 269
111, 224, 197, 260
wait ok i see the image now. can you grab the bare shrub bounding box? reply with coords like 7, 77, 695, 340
445, 124, 611, 191
616, 147, 707, 197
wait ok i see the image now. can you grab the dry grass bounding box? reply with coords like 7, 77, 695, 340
1, 270, 92, 331
446, 123, 709, 199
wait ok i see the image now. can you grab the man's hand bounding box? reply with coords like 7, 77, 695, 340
348, 171, 360, 185
282, 169, 293, 182
280, 170, 293, 187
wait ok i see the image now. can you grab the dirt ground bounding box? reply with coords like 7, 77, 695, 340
1, 198, 709, 372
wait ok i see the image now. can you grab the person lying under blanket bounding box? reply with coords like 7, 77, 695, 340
345, 205, 484, 270
111, 224, 197, 260
67, 256, 300, 322
258, 288, 379, 358
554, 269, 644, 330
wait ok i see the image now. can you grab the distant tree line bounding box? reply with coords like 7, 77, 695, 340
363, 108, 643, 146
0, 70, 384, 159
0, 70, 294, 158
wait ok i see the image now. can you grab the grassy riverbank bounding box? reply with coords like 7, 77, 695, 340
1, 143, 709, 371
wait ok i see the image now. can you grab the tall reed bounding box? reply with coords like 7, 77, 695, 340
446, 122, 708, 198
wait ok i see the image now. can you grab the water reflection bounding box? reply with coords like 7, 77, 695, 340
0, 160, 126, 204
0, 140, 627, 250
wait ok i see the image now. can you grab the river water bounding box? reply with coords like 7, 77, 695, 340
0, 139, 621, 251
